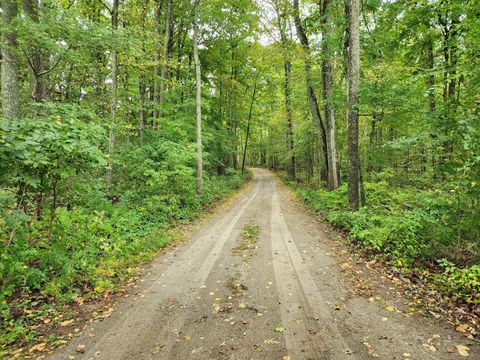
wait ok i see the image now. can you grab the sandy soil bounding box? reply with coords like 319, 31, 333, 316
47, 169, 478, 360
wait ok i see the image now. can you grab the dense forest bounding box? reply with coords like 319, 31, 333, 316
1, 0, 479, 355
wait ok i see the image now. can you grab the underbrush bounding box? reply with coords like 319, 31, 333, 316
0, 113, 251, 351
0, 170, 248, 350
284, 173, 480, 307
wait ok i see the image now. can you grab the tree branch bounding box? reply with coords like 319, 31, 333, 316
97, 0, 113, 14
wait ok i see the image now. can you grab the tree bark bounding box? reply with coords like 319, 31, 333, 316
159, 0, 174, 119
23, 0, 48, 102
107, 0, 119, 189
1, 0, 20, 119
275, 4, 295, 180
346, 0, 361, 209
292, 0, 329, 182
242, 80, 258, 174
193, 0, 202, 195
153, 0, 164, 122
320, 0, 340, 190
124, 63, 130, 143
138, 0, 148, 143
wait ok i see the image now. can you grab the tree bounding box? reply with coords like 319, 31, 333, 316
346, 0, 360, 209
319, 0, 340, 190
292, 0, 329, 182
1, 0, 20, 119
241, 78, 258, 174
193, 0, 202, 195
273, 0, 295, 180
107, 0, 120, 189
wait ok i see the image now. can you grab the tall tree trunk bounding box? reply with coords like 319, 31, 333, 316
284, 59, 296, 179
139, 75, 146, 143
107, 0, 119, 189
124, 63, 130, 143
426, 38, 436, 113
275, 4, 295, 180
1, 0, 20, 119
320, 0, 340, 190
138, 0, 148, 143
292, 0, 329, 182
242, 80, 258, 174
193, 0, 202, 195
346, 0, 361, 209
159, 0, 174, 119
153, 0, 164, 122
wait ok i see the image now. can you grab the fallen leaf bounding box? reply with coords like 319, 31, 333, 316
446, 346, 455, 353
29, 343, 47, 353
456, 324, 469, 333
76, 344, 85, 354
274, 326, 286, 333
60, 319, 74, 327
456, 344, 469, 357
264, 338, 280, 345
422, 343, 437, 352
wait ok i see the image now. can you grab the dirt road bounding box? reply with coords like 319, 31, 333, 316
48, 169, 477, 359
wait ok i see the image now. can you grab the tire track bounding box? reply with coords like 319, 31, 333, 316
270, 180, 355, 359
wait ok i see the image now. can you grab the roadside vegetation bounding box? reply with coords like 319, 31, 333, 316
284, 173, 480, 308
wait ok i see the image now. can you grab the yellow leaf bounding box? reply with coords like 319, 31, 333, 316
456, 324, 468, 333
385, 305, 395, 312
29, 343, 46, 353
456, 344, 469, 357
60, 319, 74, 327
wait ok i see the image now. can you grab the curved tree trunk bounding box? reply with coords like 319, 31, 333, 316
292, 0, 329, 182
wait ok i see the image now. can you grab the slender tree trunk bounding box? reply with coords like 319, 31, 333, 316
124, 63, 130, 143
153, 0, 164, 122
107, 0, 119, 189
159, 0, 174, 119
292, 0, 329, 182
242, 80, 258, 174
426, 38, 436, 112
320, 0, 340, 190
139, 75, 146, 143
275, 5, 295, 180
193, 0, 202, 195
23, 0, 48, 102
346, 0, 361, 209
1, 0, 20, 119
284, 59, 296, 179
138, 0, 148, 143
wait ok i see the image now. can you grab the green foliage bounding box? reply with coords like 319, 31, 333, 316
295, 178, 479, 304
0, 104, 105, 191
0, 110, 250, 348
